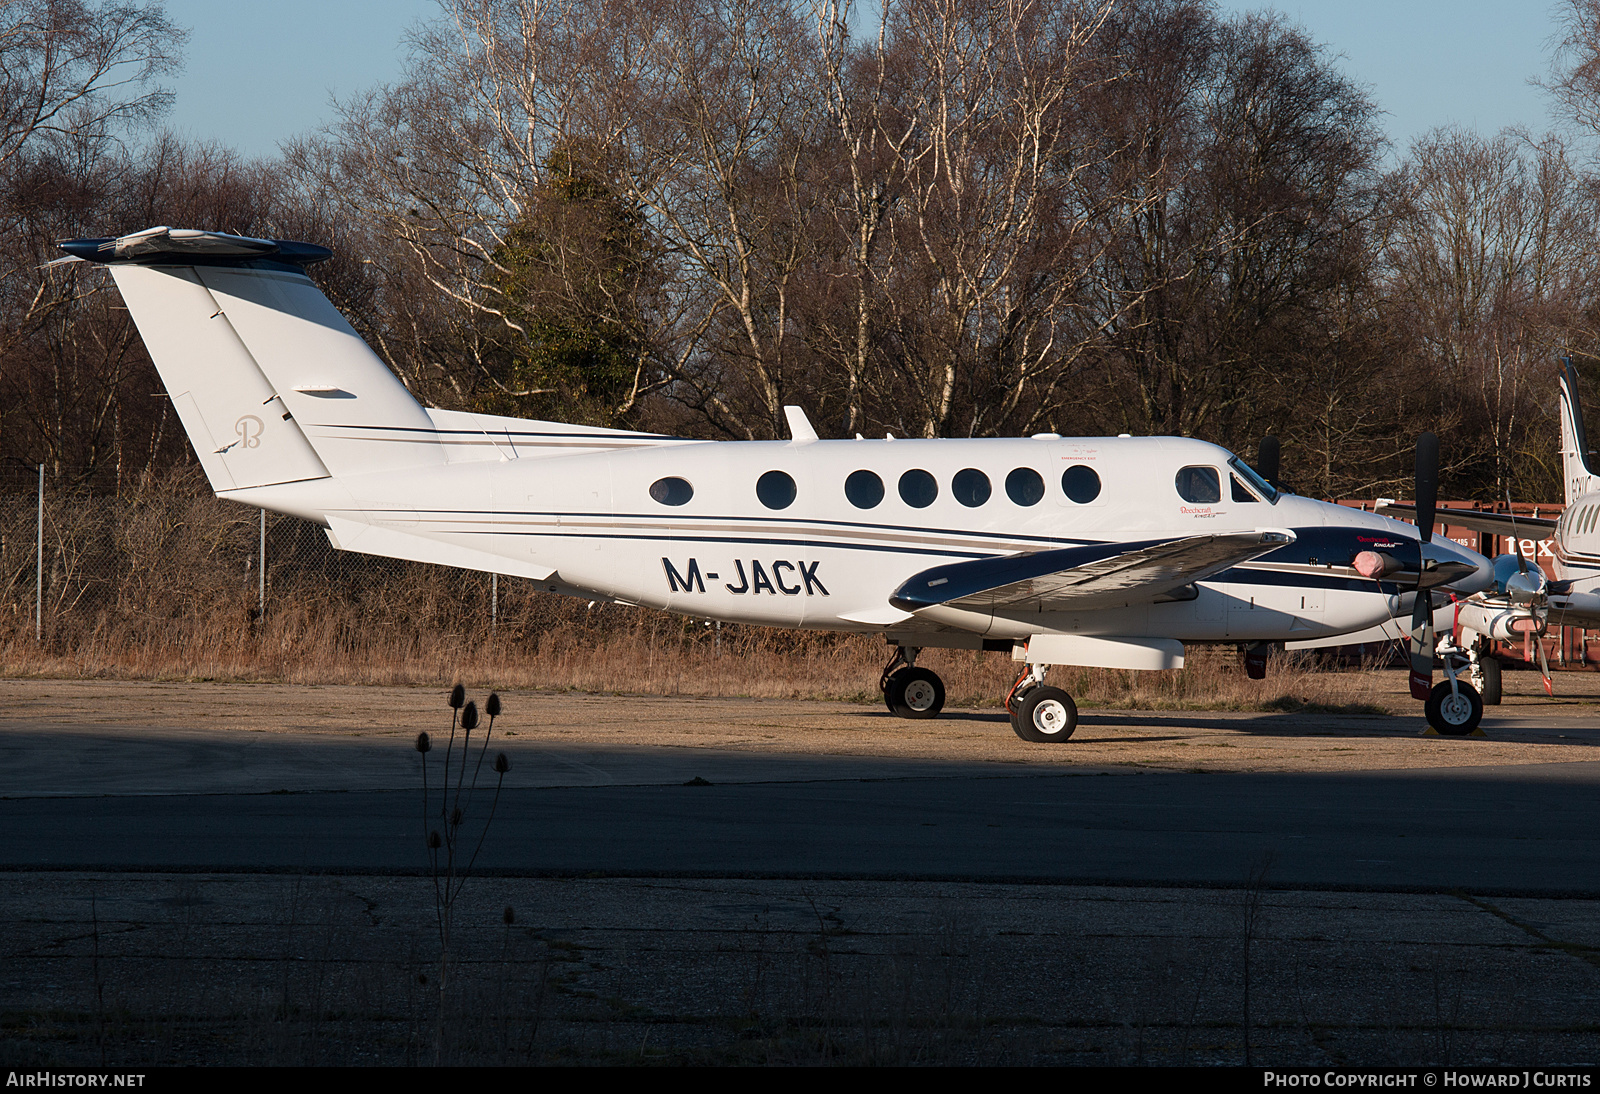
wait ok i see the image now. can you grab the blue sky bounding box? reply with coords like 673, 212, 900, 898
156, 0, 1562, 162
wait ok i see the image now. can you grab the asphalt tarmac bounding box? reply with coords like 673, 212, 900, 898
1, 680, 1597, 892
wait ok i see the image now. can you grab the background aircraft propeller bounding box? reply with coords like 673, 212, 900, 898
1504, 493, 1554, 696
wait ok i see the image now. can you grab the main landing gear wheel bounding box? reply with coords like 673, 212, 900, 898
1425, 680, 1483, 736
1011, 686, 1077, 743
885, 666, 945, 719
1479, 656, 1503, 706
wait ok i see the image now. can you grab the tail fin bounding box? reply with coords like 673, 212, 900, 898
59, 227, 443, 492
1559, 358, 1600, 505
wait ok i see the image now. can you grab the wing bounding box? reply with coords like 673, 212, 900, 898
890, 531, 1294, 613
1376, 502, 1557, 539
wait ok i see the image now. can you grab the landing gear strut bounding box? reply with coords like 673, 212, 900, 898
1467, 640, 1502, 706
880, 646, 945, 719
1006, 662, 1078, 743
1426, 633, 1483, 736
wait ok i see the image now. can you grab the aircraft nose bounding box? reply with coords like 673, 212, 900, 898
1425, 535, 1494, 595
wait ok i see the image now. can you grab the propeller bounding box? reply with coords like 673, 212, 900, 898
1256, 435, 1281, 488
1408, 434, 1440, 701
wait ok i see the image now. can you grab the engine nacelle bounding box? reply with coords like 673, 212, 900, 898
1455, 596, 1543, 642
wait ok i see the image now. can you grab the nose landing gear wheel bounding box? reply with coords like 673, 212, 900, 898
1425, 680, 1482, 736
885, 666, 945, 719
1012, 686, 1077, 742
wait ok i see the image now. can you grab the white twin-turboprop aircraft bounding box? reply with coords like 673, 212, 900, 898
58, 227, 1497, 738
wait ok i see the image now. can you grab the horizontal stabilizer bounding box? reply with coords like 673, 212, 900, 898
891, 531, 1293, 613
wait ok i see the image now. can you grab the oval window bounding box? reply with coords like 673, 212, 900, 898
756, 469, 797, 510
649, 476, 693, 506
1060, 464, 1101, 504
899, 468, 938, 508
845, 469, 884, 509
1005, 467, 1045, 506
952, 468, 991, 507
1175, 466, 1221, 504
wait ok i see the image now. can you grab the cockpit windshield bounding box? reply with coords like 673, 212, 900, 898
1227, 456, 1280, 504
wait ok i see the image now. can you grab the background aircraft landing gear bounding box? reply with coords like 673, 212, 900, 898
1006, 664, 1078, 742
881, 646, 945, 719
1425, 680, 1483, 735
1470, 645, 1502, 706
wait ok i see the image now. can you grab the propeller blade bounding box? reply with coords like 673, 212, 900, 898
1506, 491, 1528, 576
1409, 588, 1434, 701
1414, 433, 1439, 544
1257, 435, 1281, 487
1537, 635, 1554, 697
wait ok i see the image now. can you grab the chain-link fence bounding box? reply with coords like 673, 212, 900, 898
0, 464, 505, 661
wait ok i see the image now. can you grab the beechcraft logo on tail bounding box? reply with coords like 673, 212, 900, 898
663, 558, 828, 596
235, 415, 263, 448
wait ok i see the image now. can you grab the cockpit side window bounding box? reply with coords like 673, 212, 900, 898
1226, 457, 1279, 503
1175, 466, 1221, 504
1230, 474, 1258, 502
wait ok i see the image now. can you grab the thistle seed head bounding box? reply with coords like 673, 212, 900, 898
427, 830, 441, 850
414, 732, 431, 754
448, 684, 466, 709
461, 701, 479, 731
503, 905, 515, 925
450, 806, 463, 826
485, 692, 502, 718
494, 752, 511, 774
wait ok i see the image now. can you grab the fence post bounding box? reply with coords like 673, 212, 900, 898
258, 508, 266, 622
35, 463, 43, 641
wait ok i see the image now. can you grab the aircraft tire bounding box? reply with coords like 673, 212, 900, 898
1012, 686, 1077, 743
886, 667, 945, 719
1425, 680, 1483, 736
1479, 656, 1502, 705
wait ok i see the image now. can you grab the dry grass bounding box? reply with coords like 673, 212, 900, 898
0, 467, 1390, 714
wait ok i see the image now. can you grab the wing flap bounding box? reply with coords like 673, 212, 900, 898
891, 531, 1294, 613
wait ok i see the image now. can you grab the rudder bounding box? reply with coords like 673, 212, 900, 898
1559, 359, 1600, 505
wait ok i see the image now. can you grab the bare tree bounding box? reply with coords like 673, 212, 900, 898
1383, 127, 1599, 498
0, 0, 182, 174
1071, 5, 1386, 450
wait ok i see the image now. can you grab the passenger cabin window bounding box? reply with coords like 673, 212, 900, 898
1230, 475, 1258, 502
649, 477, 693, 506
1006, 467, 1045, 506
899, 469, 938, 508
845, 469, 884, 509
1060, 465, 1101, 504
952, 468, 991, 507
1175, 466, 1221, 504
757, 470, 797, 510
